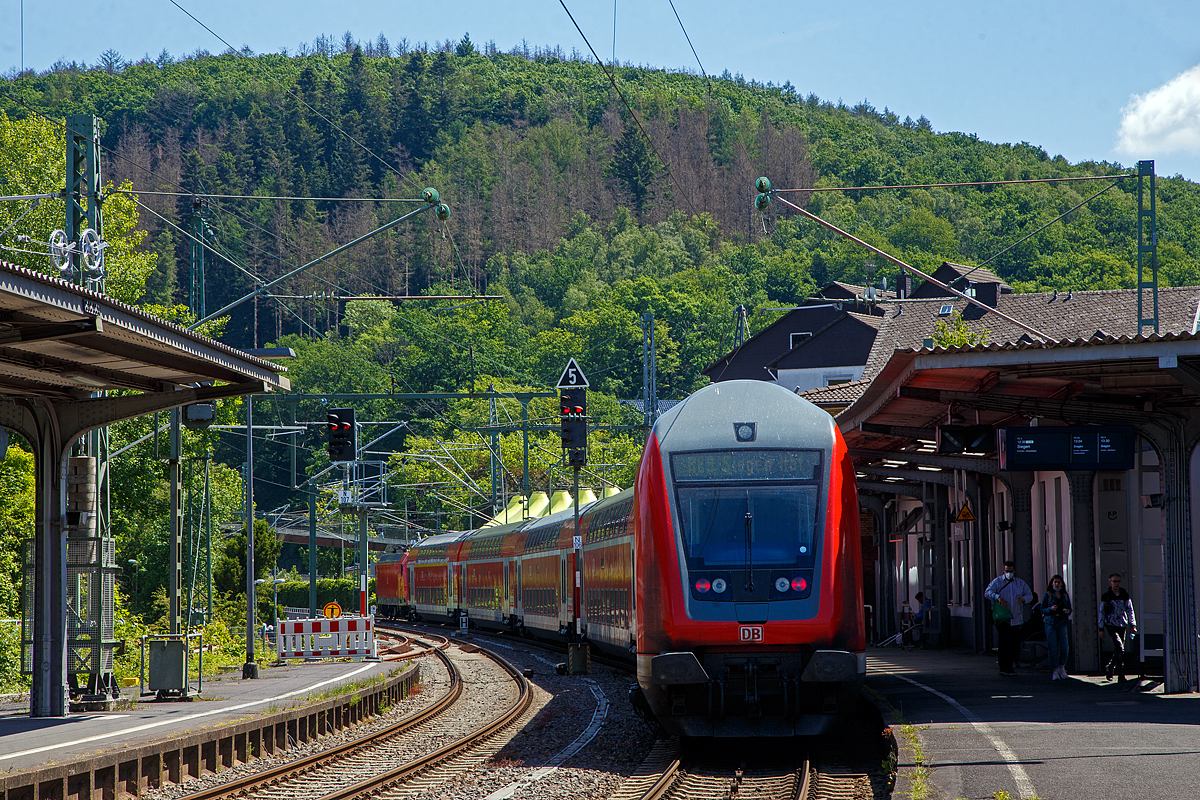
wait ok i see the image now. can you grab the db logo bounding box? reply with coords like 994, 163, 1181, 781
739, 625, 764, 643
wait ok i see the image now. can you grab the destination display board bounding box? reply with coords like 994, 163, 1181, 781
998, 426, 1135, 471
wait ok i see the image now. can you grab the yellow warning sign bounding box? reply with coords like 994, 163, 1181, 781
323, 601, 342, 618
955, 502, 976, 523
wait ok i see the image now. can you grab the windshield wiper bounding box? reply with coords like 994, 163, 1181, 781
744, 512, 755, 591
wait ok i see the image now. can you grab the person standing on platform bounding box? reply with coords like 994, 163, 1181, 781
985, 560, 1034, 676
1042, 575, 1072, 680
1098, 573, 1137, 682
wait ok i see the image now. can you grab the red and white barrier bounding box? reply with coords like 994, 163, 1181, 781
276, 615, 377, 660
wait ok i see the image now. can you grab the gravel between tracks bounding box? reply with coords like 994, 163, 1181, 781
143, 635, 659, 800
435, 635, 657, 800
142, 653, 450, 800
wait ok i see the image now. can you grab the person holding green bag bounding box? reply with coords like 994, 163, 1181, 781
985, 560, 1034, 676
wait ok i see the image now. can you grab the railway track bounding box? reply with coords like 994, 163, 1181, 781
610, 739, 877, 800
177, 634, 531, 800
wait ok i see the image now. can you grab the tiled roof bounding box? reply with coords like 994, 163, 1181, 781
941, 262, 1010, 289
797, 377, 872, 406
815, 281, 896, 301
911, 262, 1012, 297
766, 311, 882, 369
831, 285, 1200, 408
847, 310, 885, 330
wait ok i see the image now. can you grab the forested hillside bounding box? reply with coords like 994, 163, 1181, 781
5, 33, 1200, 361
3, 33, 1200, 653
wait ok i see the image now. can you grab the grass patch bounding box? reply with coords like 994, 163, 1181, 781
864, 686, 931, 800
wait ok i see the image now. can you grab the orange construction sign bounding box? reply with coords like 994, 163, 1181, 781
323, 601, 342, 618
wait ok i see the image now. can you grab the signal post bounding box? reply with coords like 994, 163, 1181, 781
558, 359, 590, 674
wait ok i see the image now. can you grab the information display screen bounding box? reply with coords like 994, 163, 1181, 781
999, 427, 1134, 471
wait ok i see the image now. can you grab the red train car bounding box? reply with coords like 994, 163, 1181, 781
634, 380, 865, 736
401, 380, 864, 737
374, 549, 407, 617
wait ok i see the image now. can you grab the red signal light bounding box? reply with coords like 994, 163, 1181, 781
791, 577, 807, 592
694, 578, 711, 593
574, 406, 583, 413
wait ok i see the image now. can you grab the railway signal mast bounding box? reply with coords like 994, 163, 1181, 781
558, 359, 590, 668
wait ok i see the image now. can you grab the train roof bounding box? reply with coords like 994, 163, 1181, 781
652, 380, 836, 452
412, 529, 474, 547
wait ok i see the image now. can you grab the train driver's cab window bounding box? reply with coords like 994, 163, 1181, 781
671, 449, 823, 570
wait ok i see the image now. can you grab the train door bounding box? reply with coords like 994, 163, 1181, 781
503, 560, 511, 613
630, 544, 636, 629
571, 552, 580, 626
516, 560, 523, 616
560, 555, 568, 620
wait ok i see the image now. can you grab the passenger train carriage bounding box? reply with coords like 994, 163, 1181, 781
379, 380, 865, 737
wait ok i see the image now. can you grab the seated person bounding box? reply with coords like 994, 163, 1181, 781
911, 592, 931, 647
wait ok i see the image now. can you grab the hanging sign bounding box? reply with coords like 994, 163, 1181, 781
955, 502, 976, 523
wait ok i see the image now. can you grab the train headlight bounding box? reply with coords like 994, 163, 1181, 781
711, 578, 728, 593
694, 578, 711, 593
791, 577, 808, 592
774, 577, 790, 593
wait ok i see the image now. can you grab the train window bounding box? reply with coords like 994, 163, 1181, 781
675, 484, 820, 569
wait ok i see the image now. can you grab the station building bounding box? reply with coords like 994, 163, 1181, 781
712, 267, 1200, 693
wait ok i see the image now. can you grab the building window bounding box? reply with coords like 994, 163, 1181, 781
825, 375, 853, 386
790, 332, 812, 349
938, 304, 954, 316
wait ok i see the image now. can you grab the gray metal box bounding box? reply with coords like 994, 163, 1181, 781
148, 639, 187, 692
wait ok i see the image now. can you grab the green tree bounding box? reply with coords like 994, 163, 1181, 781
931, 311, 988, 348
0, 112, 157, 304
608, 116, 663, 220
0, 443, 34, 616
214, 518, 283, 595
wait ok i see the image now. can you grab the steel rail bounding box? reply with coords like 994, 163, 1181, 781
635, 757, 682, 800
315, 642, 532, 800
177, 638, 457, 800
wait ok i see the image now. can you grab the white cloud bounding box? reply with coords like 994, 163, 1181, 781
1117, 64, 1200, 156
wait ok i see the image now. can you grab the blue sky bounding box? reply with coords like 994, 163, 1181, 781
4, 0, 1200, 181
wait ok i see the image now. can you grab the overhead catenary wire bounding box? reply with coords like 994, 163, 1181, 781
113, 189, 426, 203
666, 0, 711, 91
166, 0, 429, 200
769, 191, 1051, 341
0, 88, 399, 301
776, 174, 1131, 193
970, 179, 1125, 275
557, 0, 701, 219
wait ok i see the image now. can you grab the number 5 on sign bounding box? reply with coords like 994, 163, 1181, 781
556, 358, 590, 389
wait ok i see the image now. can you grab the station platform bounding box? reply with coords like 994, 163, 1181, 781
866, 647, 1200, 800
0, 659, 400, 777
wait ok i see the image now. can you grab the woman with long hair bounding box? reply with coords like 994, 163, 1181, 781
1042, 574, 1072, 680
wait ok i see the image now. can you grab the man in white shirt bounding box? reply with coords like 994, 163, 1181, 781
984, 560, 1034, 676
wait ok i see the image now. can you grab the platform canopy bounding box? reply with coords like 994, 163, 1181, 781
829, 331, 1200, 694
0, 259, 288, 717
0, 260, 287, 398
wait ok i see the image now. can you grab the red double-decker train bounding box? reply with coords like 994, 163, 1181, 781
376, 380, 865, 737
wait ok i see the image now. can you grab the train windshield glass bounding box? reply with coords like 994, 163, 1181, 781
671, 450, 823, 569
